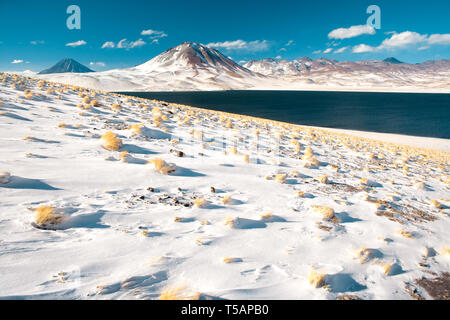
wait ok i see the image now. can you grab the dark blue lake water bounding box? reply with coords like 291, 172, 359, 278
120, 91, 450, 139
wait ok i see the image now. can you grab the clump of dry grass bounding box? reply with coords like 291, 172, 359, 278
100, 131, 123, 151
312, 205, 338, 222
430, 200, 442, 208
158, 286, 200, 300
34, 205, 64, 228
129, 123, 144, 135
222, 195, 232, 205
147, 158, 176, 174
194, 197, 207, 208
308, 268, 326, 288
316, 175, 328, 184
0, 171, 11, 184
275, 173, 287, 184
352, 247, 375, 264
397, 229, 414, 238
223, 216, 238, 228
379, 262, 393, 275
259, 212, 273, 220
294, 190, 305, 197
441, 246, 450, 256
222, 257, 241, 264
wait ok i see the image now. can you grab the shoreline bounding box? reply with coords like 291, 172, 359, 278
117, 91, 450, 155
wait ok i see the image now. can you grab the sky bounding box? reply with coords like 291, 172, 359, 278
0, 0, 449, 72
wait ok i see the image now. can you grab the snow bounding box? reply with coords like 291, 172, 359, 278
0, 73, 449, 300
35, 43, 450, 93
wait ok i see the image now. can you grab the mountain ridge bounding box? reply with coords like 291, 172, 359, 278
39, 58, 94, 75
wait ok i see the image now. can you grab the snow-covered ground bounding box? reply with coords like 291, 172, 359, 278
0, 73, 449, 300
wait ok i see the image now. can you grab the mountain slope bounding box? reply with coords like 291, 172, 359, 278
37, 43, 450, 93
39, 58, 94, 75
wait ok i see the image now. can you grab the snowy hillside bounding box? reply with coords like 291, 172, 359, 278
1, 73, 449, 300
37, 42, 450, 93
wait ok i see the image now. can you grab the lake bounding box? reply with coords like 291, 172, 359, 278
119, 91, 450, 139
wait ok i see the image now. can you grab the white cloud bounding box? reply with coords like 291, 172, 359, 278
116, 38, 146, 49
323, 48, 333, 54
428, 34, 450, 45
11, 59, 24, 64
30, 40, 45, 45
334, 46, 349, 54
101, 41, 115, 49
328, 25, 376, 40
379, 31, 427, 49
285, 40, 295, 46
206, 40, 269, 52
352, 44, 375, 53
275, 55, 282, 59
352, 31, 450, 53
66, 40, 87, 47
90, 62, 106, 67
312, 50, 322, 54
141, 29, 167, 39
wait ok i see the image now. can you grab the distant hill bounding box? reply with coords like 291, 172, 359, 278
383, 57, 404, 64
39, 58, 94, 74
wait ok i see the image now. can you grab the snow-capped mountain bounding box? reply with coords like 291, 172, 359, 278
135, 42, 254, 76
39, 58, 94, 75
37, 43, 450, 93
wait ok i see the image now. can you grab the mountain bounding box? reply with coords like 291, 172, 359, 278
135, 42, 254, 76
36, 43, 450, 93
383, 57, 404, 64
39, 58, 94, 75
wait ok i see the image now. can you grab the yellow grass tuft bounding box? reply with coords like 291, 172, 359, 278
430, 200, 442, 208
129, 123, 144, 135
312, 205, 337, 222
158, 286, 200, 300
223, 216, 238, 228
200, 220, 210, 226
34, 205, 64, 227
294, 190, 305, 197
222, 257, 240, 264
100, 131, 123, 151
194, 197, 207, 208
222, 195, 232, 205
352, 247, 374, 264
379, 262, 393, 275
397, 229, 414, 238
316, 175, 328, 184
147, 158, 176, 175
308, 268, 326, 288
275, 173, 287, 184
441, 246, 450, 256
119, 151, 129, 162
0, 171, 11, 184
58, 123, 67, 128
259, 212, 273, 220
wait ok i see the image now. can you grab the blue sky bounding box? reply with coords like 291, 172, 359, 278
0, 0, 449, 72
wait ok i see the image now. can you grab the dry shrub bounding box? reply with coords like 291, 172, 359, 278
259, 212, 273, 220
222, 257, 240, 264
147, 158, 176, 174
158, 286, 200, 300
397, 229, 414, 238
352, 247, 375, 264
275, 173, 287, 184
34, 206, 64, 228
0, 171, 11, 184
100, 131, 123, 151
312, 205, 338, 222
194, 198, 207, 208
308, 268, 326, 288
129, 123, 144, 135
430, 200, 442, 208
379, 262, 393, 275
316, 175, 328, 184
294, 190, 305, 197
222, 195, 232, 205
223, 216, 238, 228
119, 151, 129, 162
